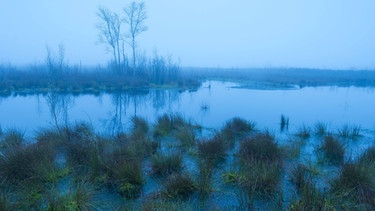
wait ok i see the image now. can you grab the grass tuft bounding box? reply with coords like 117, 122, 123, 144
0, 128, 25, 151
162, 172, 196, 198
295, 124, 311, 139
174, 125, 196, 148
314, 122, 328, 137
331, 162, 375, 207
238, 133, 282, 164
151, 151, 183, 176
197, 136, 227, 166
321, 135, 345, 165
338, 124, 362, 139
130, 116, 149, 136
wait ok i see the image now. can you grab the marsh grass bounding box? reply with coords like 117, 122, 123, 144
0, 189, 14, 211
197, 136, 227, 166
295, 125, 311, 140
151, 151, 183, 176
338, 124, 362, 139
320, 135, 345, 165
46, 181, 99, 210
230, 132, 284, 208
330, 163, 375, 208
153, 113, 188, 138
0, 128, 25, 151
241, 161, 283, 196
130, 116, 149, 136
289, 182, 333, 211
281, 137, 306, 159
174, 125, 196, 148
314, 122, 328, 137
1, 114, 375, 209
238, 133, 282, 164
220, 117, 256, 145
359, 146, 375, 167
195, 160, 216, 199
290, 164, 312, 192
127, 133, 158, 159
140, 197, 195, 210
106, 158, 144, 199
0, 143, 56, 185
162, 172, 196, 198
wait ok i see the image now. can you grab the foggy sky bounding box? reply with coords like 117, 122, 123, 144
1, 1, 375, 69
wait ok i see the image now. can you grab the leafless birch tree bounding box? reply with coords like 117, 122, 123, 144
123, 1, 147, 73
96, 6, 122, 72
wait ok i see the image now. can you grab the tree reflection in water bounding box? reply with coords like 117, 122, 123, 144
105, 89, 182, 135
45, 91, 74, 133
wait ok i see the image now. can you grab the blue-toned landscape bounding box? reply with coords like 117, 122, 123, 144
1, 1, 375, 210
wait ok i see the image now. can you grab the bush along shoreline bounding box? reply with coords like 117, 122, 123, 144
0, 114, 374, 210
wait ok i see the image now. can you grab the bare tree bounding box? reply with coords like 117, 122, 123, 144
45, 43, 66, 79
123, 1, 147, 73
96, 6, 122, 72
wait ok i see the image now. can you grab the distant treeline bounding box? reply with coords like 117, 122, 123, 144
2, 65, 375, 97
0, 63, 199, 97
188, 67, 375, 88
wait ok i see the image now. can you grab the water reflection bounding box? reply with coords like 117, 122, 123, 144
44, 91, 74, 131
1, 81, 375, 137
103, 89, 182, 135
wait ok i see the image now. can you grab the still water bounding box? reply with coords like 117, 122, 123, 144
1, 81, 375, 137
